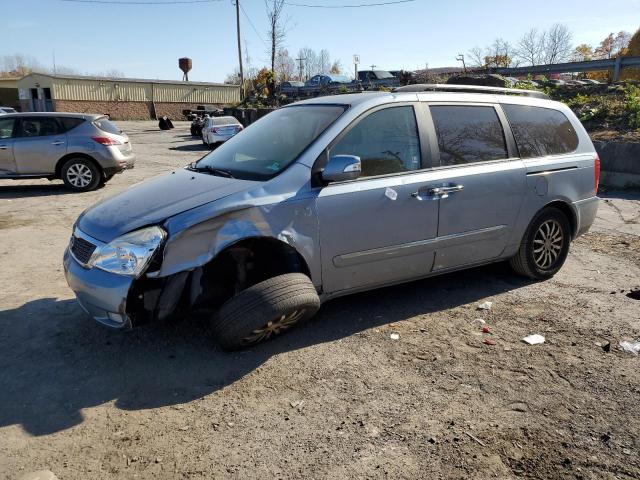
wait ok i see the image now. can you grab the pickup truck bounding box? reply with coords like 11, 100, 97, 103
357, 70, 399, 89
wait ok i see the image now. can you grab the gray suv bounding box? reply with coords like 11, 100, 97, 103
0, 112, 135, 191
64, 85, 599, 349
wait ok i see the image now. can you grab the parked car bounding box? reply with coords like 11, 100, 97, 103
64, 85, 599, 349
280, 81, 304, 88
357, 70, 400, 88
202, 116, 243, 147
0, 112, 135, 191
0, 106, 17, 115
304, 74, 352, 87
581, 79, 602, 85
565, 79, 588, 86
190, 115, 207, 137
546, 79, 566, 86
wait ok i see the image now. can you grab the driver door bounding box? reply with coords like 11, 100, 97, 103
316, 104, 439, 294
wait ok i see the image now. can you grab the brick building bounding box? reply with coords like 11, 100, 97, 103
17, 73, 240, 120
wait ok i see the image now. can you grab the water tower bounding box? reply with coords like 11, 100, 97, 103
179, 57, 192, 81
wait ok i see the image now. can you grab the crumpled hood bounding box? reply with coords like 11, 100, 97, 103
77, 168, 258, 242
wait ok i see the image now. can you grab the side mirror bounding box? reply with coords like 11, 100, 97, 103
322, 155, 361, 183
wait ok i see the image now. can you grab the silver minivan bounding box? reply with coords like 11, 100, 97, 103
64, 85, 599, 349
0, 112, 135, 191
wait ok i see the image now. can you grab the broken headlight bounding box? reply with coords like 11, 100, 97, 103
90, 226, 166, 277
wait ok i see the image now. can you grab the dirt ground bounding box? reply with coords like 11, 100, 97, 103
1, 121, 639, 480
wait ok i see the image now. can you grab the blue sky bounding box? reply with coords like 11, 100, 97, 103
2, 0, 638, 82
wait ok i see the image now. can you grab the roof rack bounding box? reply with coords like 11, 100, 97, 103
393, 83, 550, 100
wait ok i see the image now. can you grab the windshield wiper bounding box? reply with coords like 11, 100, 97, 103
189, 164, 235, 178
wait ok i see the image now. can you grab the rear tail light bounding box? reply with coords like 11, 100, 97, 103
594, 154, 601, 194
92, 136, 122, 146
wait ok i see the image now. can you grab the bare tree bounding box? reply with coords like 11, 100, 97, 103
516, 28, 543, 66
317, 49, 331, 74
542, 24, 573, 64
275, 49, 295, 82
484, 38, 514, 68
467, 47, 485, 68
613, 31, 632, 55
265, 0, 287, 73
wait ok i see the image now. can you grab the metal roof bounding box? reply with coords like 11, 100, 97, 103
23, 72, 237, 87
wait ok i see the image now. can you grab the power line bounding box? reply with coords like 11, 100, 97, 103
284, 0, 415, 8
60, 0, 219, 4
239, 2, 267, 46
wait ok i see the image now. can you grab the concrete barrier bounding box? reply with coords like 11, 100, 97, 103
593, 140, 640, 188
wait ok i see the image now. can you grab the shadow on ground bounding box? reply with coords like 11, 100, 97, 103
0, 183, 74, 199
0, 263, 531, 436
169, 143, 210, 152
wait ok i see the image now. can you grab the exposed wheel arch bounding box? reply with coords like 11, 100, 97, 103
543, 200, 577, 239
55, 153, 103, 180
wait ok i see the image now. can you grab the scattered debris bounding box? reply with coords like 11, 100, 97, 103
623, 448, 632, 455
390, 333, 400, 340
626, 289, 640, 301
601, 341, 611, 353
522, 334, 545, 345
178, 425, 190, 431
427, 436, 437, 444
465, 431, 487, 447
477, 301, 493, 311
483, 338, 497, 346
481, 325, 491, 334
474, 318, 486, 325
619, 340, 640, 355
289, 400, 305, 411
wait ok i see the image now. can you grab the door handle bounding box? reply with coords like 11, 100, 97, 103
51, 141, 65, 146
412, 184, 464, 201
428, 185, 464, 196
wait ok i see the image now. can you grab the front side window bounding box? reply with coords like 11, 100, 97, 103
19, 117, 61, 137
0, 118, 15, 139
430, 105, 508, 166
502, 104, 579, 158
195, 105, 345, 181
330, 105, 421, 178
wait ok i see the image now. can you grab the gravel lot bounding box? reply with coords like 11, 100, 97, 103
1, 121, 639, 479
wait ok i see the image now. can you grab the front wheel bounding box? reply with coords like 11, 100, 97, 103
210, 273, 320, 350
61, 158, 101, 192
510, 207, 571, 280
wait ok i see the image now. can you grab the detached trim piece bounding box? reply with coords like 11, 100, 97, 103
333, 225, 507, 268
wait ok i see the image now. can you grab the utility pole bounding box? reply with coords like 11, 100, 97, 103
370, 64, 376, 70
456, 53, 467, 73
295, 56, 305, 81
235, 0, 244, 99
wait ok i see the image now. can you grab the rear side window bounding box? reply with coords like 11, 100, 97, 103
0, 117, 15, 139
58, 117, 85, 132
19, 117, 62, 137
93, 118, 122, 135
430, 105, 508, 166
502, 104, 579, 158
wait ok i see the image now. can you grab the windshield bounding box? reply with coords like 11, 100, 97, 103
194, 105, 345, 181
374, 70, 394, 79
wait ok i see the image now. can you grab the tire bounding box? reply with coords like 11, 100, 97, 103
510, 207, 571, 280
211, 273, 320, 350
61, 157, 101, 192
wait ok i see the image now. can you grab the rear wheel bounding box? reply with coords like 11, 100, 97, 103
210, 273, 320, 350
61, 157, 101, 192
510, 207, 571, 280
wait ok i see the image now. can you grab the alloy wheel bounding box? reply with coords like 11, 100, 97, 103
66, 163, 93, 188
241, 309, 306, 346
533, 219, 564, 270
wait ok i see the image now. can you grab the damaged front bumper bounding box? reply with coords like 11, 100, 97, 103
63, 247, 134, 329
